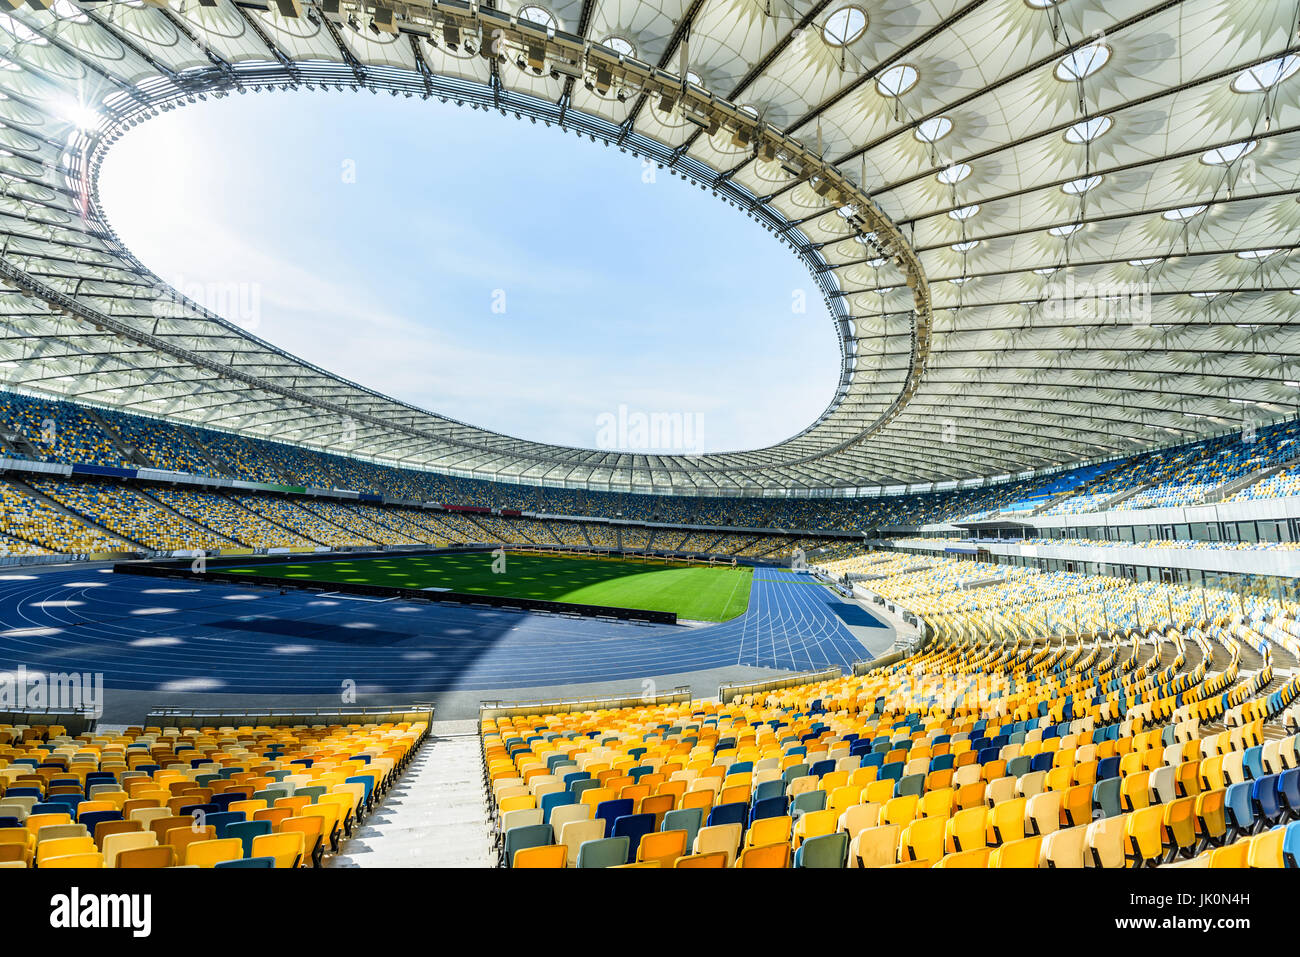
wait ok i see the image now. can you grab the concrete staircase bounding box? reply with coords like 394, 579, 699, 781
328, 722, 493, 868
10, 478, 148, 550
1203, 452, 1300, 503
82, 407, 150, 468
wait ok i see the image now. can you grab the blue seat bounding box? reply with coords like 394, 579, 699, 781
0, 817, 20, 829
661, 808, 703, 850
345, 775, 374, 808
1225, 782, 1255, 838
728, 761, 753, 776
206, 811, 247, 839
1253, 774, 1283, 826
707, 802, 749, 830
861, 752, 885, 769
594, 799, 633, 837
4, 788, 41, 800
877, 762, 903, 783
1284, 821, 1300, 868
1278, 768, 1300, 819
226, 820, 272, 858
611, 813, 655, 863
1097, 756, 1120, 781
929, 754, 954, 772
210, 793, 245, 813
754, 779, 785, 804
977, 747, 1000, 767
749, 795, 788, 824
1243, 746, 1265, 781
809, 759, 836, 778
503, 823, 553, 868
546, 753, 570, 772
215, 856, 275, 868
30, 803, 67, 816
540, 791, 574, 823
78, 810, 121, 835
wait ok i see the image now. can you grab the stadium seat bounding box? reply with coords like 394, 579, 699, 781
577, 837, 630, 868
794, 832, 848, 868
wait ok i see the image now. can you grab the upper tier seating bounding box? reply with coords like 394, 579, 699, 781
6, 389, 1300, 532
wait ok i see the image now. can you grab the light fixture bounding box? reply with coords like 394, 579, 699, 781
937, 163, 971, 185
915, 117, 953, 143
1231, 55, 1300, 93
1054, 43, 1110, 82
1162, 205, 1207, 222
1201, 140, 1257, 165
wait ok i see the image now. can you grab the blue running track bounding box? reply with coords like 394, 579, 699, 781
0, 566, 883, 695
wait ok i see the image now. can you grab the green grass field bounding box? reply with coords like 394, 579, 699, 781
221, 551, 754, 622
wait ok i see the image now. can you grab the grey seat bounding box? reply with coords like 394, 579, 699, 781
576, 836, 630, 868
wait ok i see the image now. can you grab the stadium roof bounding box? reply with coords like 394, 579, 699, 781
0, 0, 1297, 494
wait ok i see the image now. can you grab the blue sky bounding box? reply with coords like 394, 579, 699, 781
99, 92, 839, 454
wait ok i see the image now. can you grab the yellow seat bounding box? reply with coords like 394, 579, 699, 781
1124, 805, 1164, 867
945, 806, 987, 853
184, 838, 243, 868
935, 847, 990, 868
37, 835, 95, 864
880, 794, 918, 826
792, 809, 838, 848
986, 798, 1026, 846
989, 834, 1041, 868
1121, 770, 1150, 811
899, 815, 946, 865
39, 852, 104, 868
1247, 828, 1284, 868
1208, 841, 1249, 868
920, 787, 954, 819
250, 831, 305, 868
745, 814, 792, 849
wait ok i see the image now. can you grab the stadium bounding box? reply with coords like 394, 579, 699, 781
0, 0, 1297, 898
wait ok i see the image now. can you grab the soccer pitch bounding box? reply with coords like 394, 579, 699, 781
221, 551, 754, 622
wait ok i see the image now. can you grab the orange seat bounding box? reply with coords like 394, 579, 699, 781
116, 846, 175, 868
736, 842, 790, 868
673, 850, 728, 867
513, 844, 566, 868
638, 829, 689, 866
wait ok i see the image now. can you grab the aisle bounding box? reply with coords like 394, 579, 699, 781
329, 720, 492, 868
